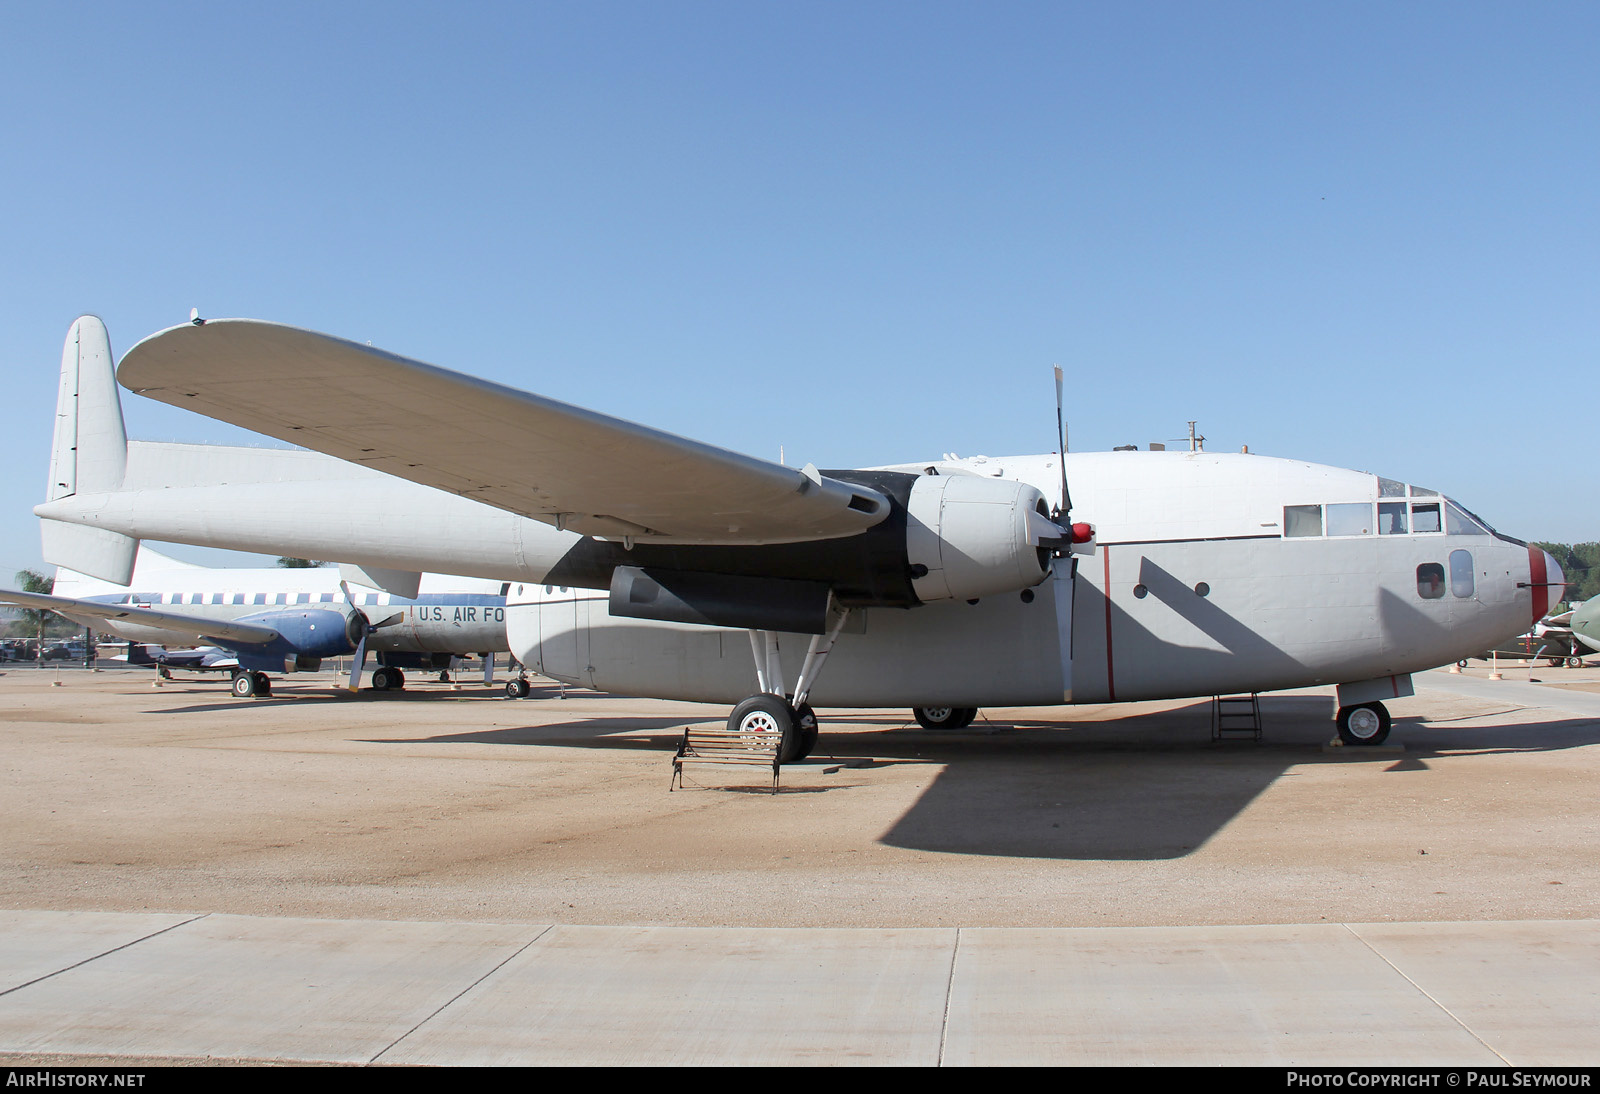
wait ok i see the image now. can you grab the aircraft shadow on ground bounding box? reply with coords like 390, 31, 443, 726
141, 685, 1600, 861
475, 695, 1600, 862
144, 683, 558, 715
870, 704, 1600, 861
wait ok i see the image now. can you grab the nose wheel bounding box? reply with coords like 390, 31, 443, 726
1336, 702, 1391, 746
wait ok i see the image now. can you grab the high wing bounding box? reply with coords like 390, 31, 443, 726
118, 320, 889, 546
0, 588, 282, 646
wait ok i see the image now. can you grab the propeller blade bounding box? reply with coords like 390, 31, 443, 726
369, 612, 403, 630
347, 632, 368, 692
1053, 365, 1071, 519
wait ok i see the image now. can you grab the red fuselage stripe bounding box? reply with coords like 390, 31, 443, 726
1103, 546, 1116, 702
1529, 546, 1548, 624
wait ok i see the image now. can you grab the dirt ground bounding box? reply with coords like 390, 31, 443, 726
2, 666, 1598, 928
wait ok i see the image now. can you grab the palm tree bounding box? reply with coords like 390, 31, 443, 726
13, 569, 55, 658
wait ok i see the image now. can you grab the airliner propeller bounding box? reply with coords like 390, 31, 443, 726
340, 580, 403, 692
1044, 365, 1094, 557
1054, 364, 1071, 523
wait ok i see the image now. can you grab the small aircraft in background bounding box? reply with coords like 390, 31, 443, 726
0, 546, 517, 698
1568, 596, 1600, 656
33, 315, 1559, 749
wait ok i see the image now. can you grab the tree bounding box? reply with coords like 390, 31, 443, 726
11, 569, 66, 652
276, 557, 328, 568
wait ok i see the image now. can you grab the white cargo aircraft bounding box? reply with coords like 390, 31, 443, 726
34, 316, 1560, 754
0, 545, 511, 697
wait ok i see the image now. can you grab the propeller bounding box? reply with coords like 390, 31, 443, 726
1044, 365, 1094, 557
340, 580, 403, 692
1053, 365, 1070, 522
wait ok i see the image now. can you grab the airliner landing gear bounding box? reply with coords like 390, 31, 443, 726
370, 666, 406, 691
791, 703, 818, 761
727, 611, 848, 765
505, 677, 531, 700
1336, 701, 1391, 746
231, 671, 271, 698
913, 706, 978, 730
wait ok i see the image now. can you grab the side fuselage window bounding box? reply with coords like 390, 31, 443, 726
1378, 501, 1408, 535
1326, 503, 1373, 537
1284, 505, 1322, 537
1412, 502, 1442, 533
1417, 563, 1445, 599
1450, 550, 1475, 598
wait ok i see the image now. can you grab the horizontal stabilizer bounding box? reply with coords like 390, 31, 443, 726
39, 519, 138, 586
339, 562, 421, 599
0, 587, 282, 646
118, 319, 890, 546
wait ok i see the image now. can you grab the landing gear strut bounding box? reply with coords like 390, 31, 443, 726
1336, 701, 1391, 746
724, 611, 846, 765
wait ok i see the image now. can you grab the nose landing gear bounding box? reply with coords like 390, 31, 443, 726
1336, 701, 1391, 746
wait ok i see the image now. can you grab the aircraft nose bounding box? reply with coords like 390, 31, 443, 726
1528, 547, 1565, 623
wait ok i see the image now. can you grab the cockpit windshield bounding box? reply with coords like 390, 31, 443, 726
1443, 500, 1492, 536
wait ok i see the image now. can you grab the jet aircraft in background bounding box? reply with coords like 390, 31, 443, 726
34, 316, 1559, 752
0, 545, 514, 698
1570, 596, 1600, 655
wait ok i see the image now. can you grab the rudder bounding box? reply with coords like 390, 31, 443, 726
42, 316, 138, 584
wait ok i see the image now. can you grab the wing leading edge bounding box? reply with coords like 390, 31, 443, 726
118, 320, 889, 546
0, 588, 283, 646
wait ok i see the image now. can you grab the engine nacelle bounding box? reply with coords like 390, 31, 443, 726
904, 475, 1054, 603
235, 607, 363, 659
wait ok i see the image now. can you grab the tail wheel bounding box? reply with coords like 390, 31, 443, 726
1336, 702, 1391, 746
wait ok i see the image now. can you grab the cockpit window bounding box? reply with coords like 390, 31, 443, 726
1378, 501, 1408, 535
1326, 503, 1373, 537
1445, 501, 1489, 536
1409, 485, 1438, 497
1284, 505, 1322, 537
1412, 502, 1442, 533
1378, 477, 1407, 498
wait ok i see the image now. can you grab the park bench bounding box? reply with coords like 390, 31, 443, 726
670, 724, 783, 793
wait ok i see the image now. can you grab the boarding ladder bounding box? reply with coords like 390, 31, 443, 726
1211, 694, 1262, 742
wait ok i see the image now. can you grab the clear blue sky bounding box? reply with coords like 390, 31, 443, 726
3, 1, 1596, 581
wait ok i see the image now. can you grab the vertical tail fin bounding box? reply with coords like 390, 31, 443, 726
41, 316, 139, 584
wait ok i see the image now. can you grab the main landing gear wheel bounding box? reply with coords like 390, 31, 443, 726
913, 706, 978, 730
231, 671, 270, 698
505, 677, 531, 700
1336, 702, 1391, 746
1569, 657, 1585, 669
727, 695, 806, 764
370, 666, 407, 691
791, 703, 819, 762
